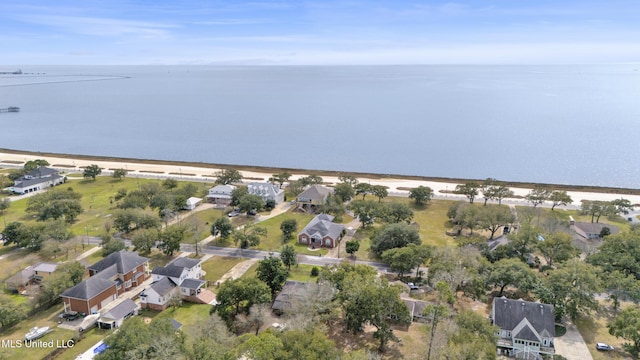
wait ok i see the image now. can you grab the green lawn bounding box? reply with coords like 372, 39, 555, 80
152, 303, 213, 328
250, 212, 320, 254
287, 264, 319, 283
0, 304, 75, 360
201, 256, 246, 285
575, 303, 632, 360
54, 327, 111, 360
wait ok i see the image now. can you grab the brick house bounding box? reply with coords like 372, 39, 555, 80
297, 214, 344, 249
61, 251, 149, 314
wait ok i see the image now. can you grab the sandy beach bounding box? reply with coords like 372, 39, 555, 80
1, 150, 639, 207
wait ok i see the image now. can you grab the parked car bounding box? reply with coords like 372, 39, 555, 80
228, 210, 241, 217
247, 209, 257, 216
62, 311, 80, 321
596, 343, 614, 351
407, 282, 420, 290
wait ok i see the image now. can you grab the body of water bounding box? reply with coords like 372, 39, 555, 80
1, 65, 639, 188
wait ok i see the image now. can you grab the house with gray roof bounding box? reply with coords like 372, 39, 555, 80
247, 182, 285, 205
571, 221, 619, 240
296, 185, 332, 212
61, 251, 149, 314
10, 167, 64, 194
491, 297, 555, 359
142, 256, 208, 310
298, 214, 345, 248
98, 299, 138, 329
5, 262, 61, 290
206, 184, 236, 205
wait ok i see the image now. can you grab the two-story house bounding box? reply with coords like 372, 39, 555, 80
10, 167, 65, 194
141, 257, 210, 310
296, 185, 332, 213
247, 182, 285, 205
60, 251, 149, 314
491, 297, 555, 359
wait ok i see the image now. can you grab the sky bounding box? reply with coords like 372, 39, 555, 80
1, 0, 640, 65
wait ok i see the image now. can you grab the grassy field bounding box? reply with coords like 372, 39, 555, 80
54, 327, 111, 360
286, 264, 319, 283
575, 301, 634, 360
148, 303, 213, 328
0, 304, 75, 360
201, 256, 246, 285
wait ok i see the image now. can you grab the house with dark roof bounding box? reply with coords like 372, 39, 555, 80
61, 251, 149, 314
491, 297, 555, 359
571, 220, 619, 240
5, 262, 61, 291
10, 167, 65, 194
247, 182, 285, 205
297, 214, 344, 248
206, 184, 236, 205
141, 256, 209, 310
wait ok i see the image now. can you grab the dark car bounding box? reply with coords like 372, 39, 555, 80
62, 311, 80, 321
247, 210, 257, 216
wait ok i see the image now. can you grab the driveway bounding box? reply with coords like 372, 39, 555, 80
554, 321, 593, 360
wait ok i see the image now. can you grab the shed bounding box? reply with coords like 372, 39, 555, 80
184, 197, 203, 210
98, 299, 138, 329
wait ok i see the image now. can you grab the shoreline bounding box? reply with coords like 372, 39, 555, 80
1, 148, 640, 206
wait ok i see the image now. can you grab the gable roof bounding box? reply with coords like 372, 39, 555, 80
186, 197, 202, 206
492, 297, 555, 338
33, 263, 60, 273
272, 280, 307, 311
101, 299, 137, 321
152, 265, 186, 279
514, 323, 540, 342
247, 182, 283, 197
148, 277, 178, 296
574, 222, 619, 236
88, 250, 148, 275
61, 266, 117, 301
208, 184, 235, 195
297, 185, 332, 201
13, 168, 62, 188
170, 257, 201, 270
24, 167, 59, 178
299, 214, 344, 240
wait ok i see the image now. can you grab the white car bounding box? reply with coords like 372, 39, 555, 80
596, 343, 614, 351
407, 282, 420, 290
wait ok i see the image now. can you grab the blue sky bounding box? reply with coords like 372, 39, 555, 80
2, 0, 639, 65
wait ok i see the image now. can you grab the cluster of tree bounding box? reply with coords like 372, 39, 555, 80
230, 186, 269, 212
320, 263, 410, 351
581, 198, 634, 223
113, 208, 161, 233
34, 261, 86, 310
287, 175, 324, 197
447, 201, 515, 239
83, 164, 102, 180
215, 168, 243, 185
454, 179, 515, 206
115, 180, 202, 216
269, 171, 292, 189
349, 200, 414, 228
2, 220, 73, 251
25, 187, 83, 224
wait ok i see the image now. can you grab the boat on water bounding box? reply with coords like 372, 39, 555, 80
25, 326, 51, 341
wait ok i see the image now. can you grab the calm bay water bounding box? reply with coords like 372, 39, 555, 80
1, 65, 639, 188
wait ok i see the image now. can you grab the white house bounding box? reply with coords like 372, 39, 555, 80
10, 167, 64, 194
184, 197, 203, 210
206, 184, 236, 205
247, 182, 285, 205
141, 257, 208, 310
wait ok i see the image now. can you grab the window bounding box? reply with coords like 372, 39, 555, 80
125, 280, 132, 288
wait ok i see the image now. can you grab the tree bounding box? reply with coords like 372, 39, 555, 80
158, 226, 185, 255
0, 294, 26, 329
349, 200, 380, 228
383, 202, 414, 224
408, 185, 433, 205
381, 244, 424, 279
26, 188, 83, 223
423, 304, 448, 360
162, 178, 178, 190
97, 317, 183, 360
493, 185, 514, 205
233, 225, 267, 249
256, 254, 289, 297
603, 271, 640, 312
83, 164, 102, 180
535, 259, 602, 321
57, 261, 86, 285
280, 219, 298, 242
371, 185, 388, 202
508, 223, 540, 262
477, 205, 515, 240
112, 168, 127, 180
537, 232, 579, 267
549, 190, 572, 211
370, 223, 421, 257
448, 310, 499, 359
0, 197, 10, 226
236, 332, 284, 360
299, 175, 323, 186
525, 186, 551, 208
270, 172, 291, 188
280, 245, 297, 270
102, 238, 126, 256
581, 200, 615, 223
131, 228, 158, 254
23, 159, 49, 171
183, 313, 235, 360
214, 277, 271, 320
345, 240, 360, 259
333, 182, 355, 202
612, 198, 634, 215
587, 233, 640, 280
36, 271, 73, 309
487, 258, 539, 296
454, 182, 480, 203
608, 306, 640, 357
215, 168, 243, 185
1, 221, 25, 246
354, 183, 372, 200
211, 217, 233, 242
238, 194, 264, 213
